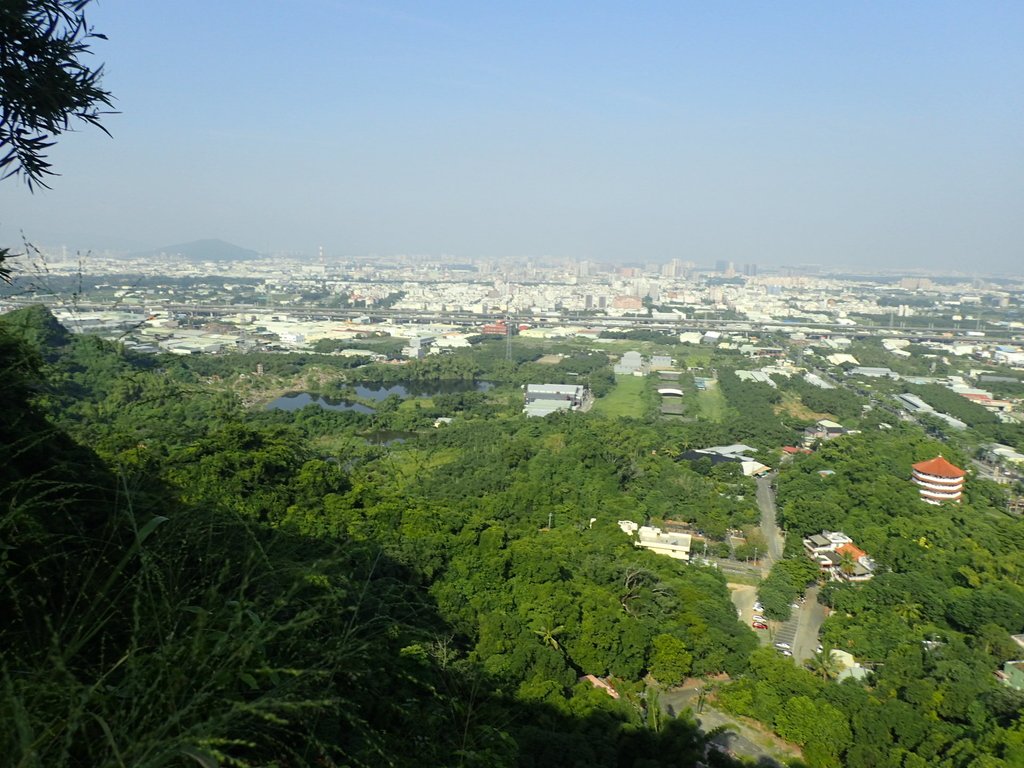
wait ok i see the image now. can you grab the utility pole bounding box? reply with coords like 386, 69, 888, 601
547, 510, 553, 529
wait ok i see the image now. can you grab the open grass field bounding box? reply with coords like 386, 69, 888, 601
773, 390, 831, 421
592, 375, 647, 418
535, 354, 564, 364
696, 381, 727, 422
677, 347, 713, 368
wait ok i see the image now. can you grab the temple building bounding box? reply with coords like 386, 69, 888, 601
912, 456, 965, 504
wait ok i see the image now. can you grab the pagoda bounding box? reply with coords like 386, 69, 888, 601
912, 456, 965, 504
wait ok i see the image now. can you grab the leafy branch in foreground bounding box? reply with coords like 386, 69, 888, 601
0, 0, 115, 188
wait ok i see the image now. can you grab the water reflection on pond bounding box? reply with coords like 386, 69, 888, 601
267, 381, 494, 412
266, 393, 374, 414
362, 430, 417, 446
353, 381, 493, 400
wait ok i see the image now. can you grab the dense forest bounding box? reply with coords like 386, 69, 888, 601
3, 304, 1024, 767
725, 430, 1024, 766
1, 307, 756, 767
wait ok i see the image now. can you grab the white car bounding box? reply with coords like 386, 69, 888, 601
780, 649, 793, 657
775, 642, 792, 650
753, 602, 764, 612
752, 615, 767, 623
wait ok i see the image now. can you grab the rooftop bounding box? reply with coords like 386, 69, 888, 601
836, 542, 868, 560
912, 456, 966, 478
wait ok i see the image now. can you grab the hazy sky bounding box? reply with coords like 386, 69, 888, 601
1, 1, 1022, 271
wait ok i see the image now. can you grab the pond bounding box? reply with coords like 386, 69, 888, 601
267, 381, 494, 412
267, 393, 374, 414
352, 381, 494, 400
362, 429, 417, 446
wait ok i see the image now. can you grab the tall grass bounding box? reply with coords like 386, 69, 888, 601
0, 466, 390, 767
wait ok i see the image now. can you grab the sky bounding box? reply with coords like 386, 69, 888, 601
1, 0, 1022, 272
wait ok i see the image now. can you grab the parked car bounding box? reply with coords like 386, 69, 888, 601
752, 622, 768, 630
775, 642, 792, 650
752, 615, 766, 623
780, 649, 793, 657
753, 602, 764, 612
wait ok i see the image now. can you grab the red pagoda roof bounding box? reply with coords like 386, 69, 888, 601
912, 456, 965, 478
836, 542, 867, 560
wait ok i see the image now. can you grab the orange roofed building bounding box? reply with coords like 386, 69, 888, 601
912, 456, 965, 504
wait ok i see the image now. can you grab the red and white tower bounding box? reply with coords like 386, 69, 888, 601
912, 456, 965, 504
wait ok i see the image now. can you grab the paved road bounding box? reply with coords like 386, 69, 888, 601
729, 583, 757, 622
971, 458, 1019, 485
750, 478, 828, 664
764, 586, 827, 663
756, 474, 784, 569
793, 586, 827, 663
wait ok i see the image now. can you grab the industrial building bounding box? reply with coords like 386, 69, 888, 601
523, 384, 586, 417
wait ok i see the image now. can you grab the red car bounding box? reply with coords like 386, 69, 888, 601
752, 621, 768, 630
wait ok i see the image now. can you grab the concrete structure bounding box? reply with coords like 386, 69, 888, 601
635, 525, 692, 561
986, 444, 1024, 466
831, 650, 869, 682
619, 520, 692, 561
736, 370, 777, 387
826, 353, 859, 366
803, 419, 846, 446
523, 384, 585, 417
849, 366, 898, 379
912, 456, 965, 504
679, 444, 771, 477
803, 531, 875, 582
896, 393, 934, 414
614, 350, 644, 375
804, 372, 835, 389
402, 340, 426, 359
960, 392, 1014, 413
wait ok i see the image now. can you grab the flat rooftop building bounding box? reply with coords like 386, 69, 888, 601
523, 384, 585, 417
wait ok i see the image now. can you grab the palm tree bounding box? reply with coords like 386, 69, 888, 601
532, 621, 565, 651
894, 601, 923, 625
807, 646, 840, 681
838, 551, 857, 580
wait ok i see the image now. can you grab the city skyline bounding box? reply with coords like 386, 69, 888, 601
1, 1, 1021, 273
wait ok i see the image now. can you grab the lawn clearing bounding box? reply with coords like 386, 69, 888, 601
696, 381, 727, 422
592, 375, 647, 418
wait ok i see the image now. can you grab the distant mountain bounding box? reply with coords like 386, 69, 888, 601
131, 239, 262, 262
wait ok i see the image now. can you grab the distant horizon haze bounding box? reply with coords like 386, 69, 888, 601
1, 1, 1021, 274
14, 237, 1021, 281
